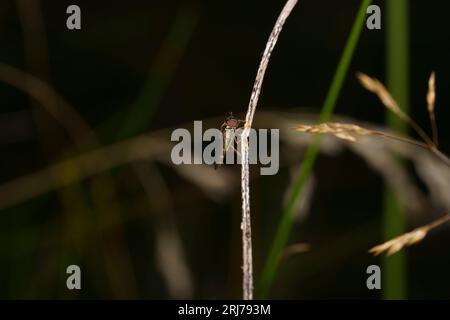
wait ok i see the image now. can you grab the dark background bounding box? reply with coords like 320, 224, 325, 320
1, 0, 450, 299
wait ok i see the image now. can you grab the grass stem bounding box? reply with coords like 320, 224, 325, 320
257, 0, 372, 298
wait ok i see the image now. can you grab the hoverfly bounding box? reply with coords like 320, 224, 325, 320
214, 112, 245, 169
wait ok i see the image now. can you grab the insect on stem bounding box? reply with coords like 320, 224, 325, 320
214, 112, 245, 169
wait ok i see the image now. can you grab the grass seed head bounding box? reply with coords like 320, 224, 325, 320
292, 122, 372, 142
356, 72, 405, 119
427, 71, 436, 113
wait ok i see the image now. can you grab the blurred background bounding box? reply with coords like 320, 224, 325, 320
1, 0, 450, 299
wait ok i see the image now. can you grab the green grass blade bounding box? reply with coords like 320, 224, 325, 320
383, 0, 410, 300
257, 0, 372, 298
115, 5, 199, 141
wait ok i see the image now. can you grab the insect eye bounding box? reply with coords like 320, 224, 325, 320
226, 119, 238, 127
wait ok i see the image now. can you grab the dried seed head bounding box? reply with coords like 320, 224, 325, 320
427, 71, 436, 113
369, 214, 450, 256
369, 228, 428, 256
356, 72, 405, 119
357, 72, 436, 148
292, 122, 372, 142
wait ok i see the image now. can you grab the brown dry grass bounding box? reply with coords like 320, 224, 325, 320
291, 122, 429, 150
370, 214, 450, 255
357, 72, 435, 148
292, 72, 450, 255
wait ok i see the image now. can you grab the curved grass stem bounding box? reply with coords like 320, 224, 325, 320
257, 0, 372, 298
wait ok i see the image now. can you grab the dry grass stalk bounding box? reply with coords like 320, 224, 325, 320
292, 123, 371, 142
240, 0, 298, 300
135, 163, 193, 299
356, 72, 435, 148
427, 71, 438, 146
427, 72, 436, 113
0, 63, 142, 296
356, 73, 404, 118
282, 243, 311, 258
356, 72, 450, 168
292, 122, 429, 150
0, 63, 98, 149
369, 214, 450, 256
293, 72, 450, 256
0, 134, 170, 210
